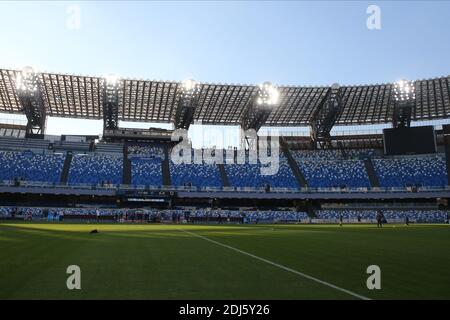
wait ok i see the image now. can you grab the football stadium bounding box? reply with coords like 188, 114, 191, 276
1, 1, 450, 303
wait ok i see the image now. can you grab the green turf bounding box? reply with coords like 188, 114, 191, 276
0, 222, 449, 299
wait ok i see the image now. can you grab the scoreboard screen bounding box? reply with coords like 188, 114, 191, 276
383, 126, 436, 155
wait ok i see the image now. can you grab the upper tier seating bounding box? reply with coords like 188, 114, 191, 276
131, 157, 162, 186
129, 144, 165, 187
168, 148, 222, 188
344, 148, 382, 159
128, 144, 165, 159
295, 158, 371, 188
170, 162, 222, 188
68, 154, 123, 185
224, 153, 298, 189
292, 149, 343, 160
372, 155, 447, 188
0, 150, 64, 183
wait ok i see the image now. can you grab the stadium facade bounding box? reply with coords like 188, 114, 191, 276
1, 67, 450, 224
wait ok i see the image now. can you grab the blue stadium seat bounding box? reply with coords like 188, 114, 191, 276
170, 162, 222, 188
316, 209, 448, 223
68, 154, 123, 185
296, 159, 370, 188
131, 157, 162, 186
0, 150, 64, 183
224, 153, 298, 189
372, 155, 447, 188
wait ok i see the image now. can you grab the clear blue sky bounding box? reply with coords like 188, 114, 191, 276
1, 1, 450, 139
1, 1, 450, 86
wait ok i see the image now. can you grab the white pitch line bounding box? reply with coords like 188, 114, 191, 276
181, 229, 371, 300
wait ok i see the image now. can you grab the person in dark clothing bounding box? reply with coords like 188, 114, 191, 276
405, 215, 409, 226
376, 211, 383, 228
339, 213, 343, 227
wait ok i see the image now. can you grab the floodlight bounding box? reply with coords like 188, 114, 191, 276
104, 74, 120, 91
181, 79, 200, 98
393, 79, 415, 102
15, 66, 38, 93
256, 81, 279, 106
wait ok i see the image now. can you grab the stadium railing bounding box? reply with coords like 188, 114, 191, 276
2, 180, 450, 195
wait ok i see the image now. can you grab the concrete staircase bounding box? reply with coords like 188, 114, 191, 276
162, 145, 172, 186
217, 164, 230, 187
280, 137, 308, 188
363, 158, 380, 188
60, 152, 73, 184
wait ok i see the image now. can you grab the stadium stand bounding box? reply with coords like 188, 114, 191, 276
292, 149, 343, 160
0, 207, 43, 218
1, 68, 450, 229
316, 209, 448, 223
382, 210, 448, 223
293, 156, 371, 188
68, 154, 123, 185
345, 148, 382, 159
245, 210, 309, 222
372, 155, 447, 188
0, 150, 64, 183
223, 153, 298, 189
128, 145, 165, 158
168, 148, 223, 188
1, 205, 448, 224
170, 162, 222, 188
316, 209, 377, 220
129, 144, 165, 187
131, 157, 163, 186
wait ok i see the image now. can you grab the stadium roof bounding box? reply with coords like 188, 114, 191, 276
0, 68, 449, 126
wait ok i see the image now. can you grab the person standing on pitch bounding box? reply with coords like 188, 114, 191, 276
339, 213, 343, 227
376, 211, 383, 228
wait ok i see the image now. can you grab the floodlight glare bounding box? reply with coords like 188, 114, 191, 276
393, 79, 415, 102
181, 79, 200, 98
15, 66, 38, 93
105, 74, 120, 91
257, 81, 279, 106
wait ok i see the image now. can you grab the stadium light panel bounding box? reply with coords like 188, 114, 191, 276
393, 79, 415, 102
257, 81, 279, 106
104, 74, 120, 91
181, 79, 201, 98
15, 66, 38, 93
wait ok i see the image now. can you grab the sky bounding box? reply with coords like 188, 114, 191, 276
1, 1, 450, 143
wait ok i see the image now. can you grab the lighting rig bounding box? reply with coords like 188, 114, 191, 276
15, 66, 46, 137
241, 81, 279, 132
310, 83, 343, 148
392, 79, 416, 128
174, 79, 201, 130
102, 74, 121, 133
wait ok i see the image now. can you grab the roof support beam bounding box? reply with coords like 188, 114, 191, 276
174, 79, 200, 130
15, 67, 46, 137
241, 82, 279, 132
392, 80, 416, 128
310, 84, 343, 149
102, 76, 120, 134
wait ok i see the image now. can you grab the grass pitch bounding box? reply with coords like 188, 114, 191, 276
0, 222, 449, 300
